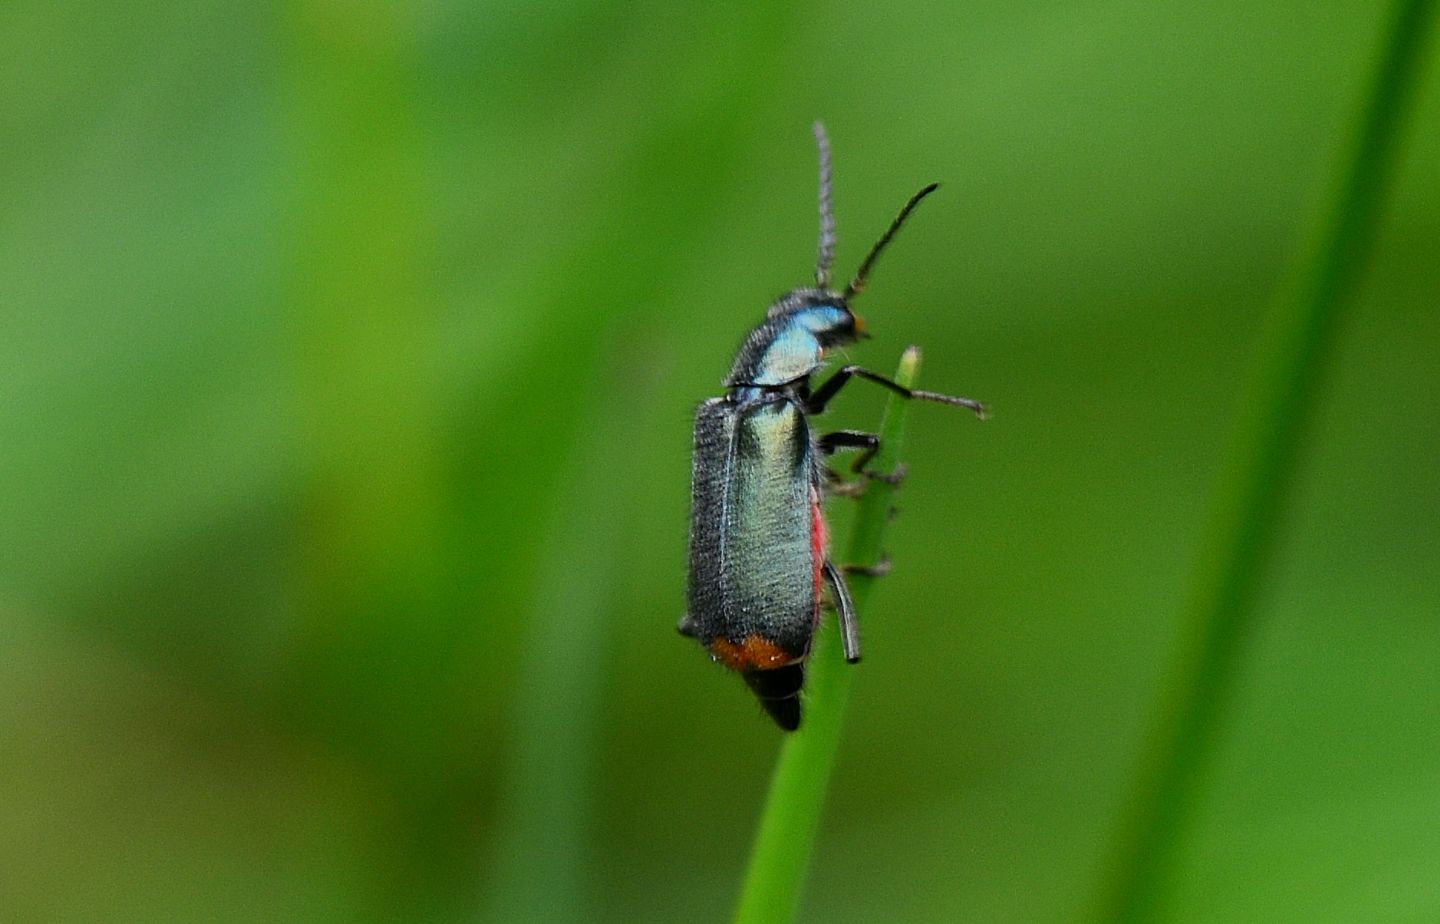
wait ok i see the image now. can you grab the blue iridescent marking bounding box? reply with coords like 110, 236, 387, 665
792, 305, 848, 332
730, 301, 853, 386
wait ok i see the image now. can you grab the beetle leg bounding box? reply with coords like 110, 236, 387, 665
808, 364, 987, 418
863, 461, 909, 485
820, 429, 912, 483
823, 467, 868, 498
818, 429, 879, 455
677, 613, 699, 637
821, 559, 861, 663
819, 429, 888, 485
843, 555, 892, 578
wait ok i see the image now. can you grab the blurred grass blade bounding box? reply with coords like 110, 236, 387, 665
1096, 2, 1438, 920
733, 347, 928, 924
479, 366, 632, 922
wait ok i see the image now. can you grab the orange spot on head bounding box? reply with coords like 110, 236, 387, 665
710, 635, 795, 672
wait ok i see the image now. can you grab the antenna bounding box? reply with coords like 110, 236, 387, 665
813, 121, 837, 289
845, 182, 939, 299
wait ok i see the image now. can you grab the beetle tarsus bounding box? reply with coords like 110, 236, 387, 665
913, 389, 988, 418
863, 462, 909, 485
823, 470, 868, 498
843, 555, 892, 578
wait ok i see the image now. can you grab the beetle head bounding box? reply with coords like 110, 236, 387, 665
766, 288, 867, 347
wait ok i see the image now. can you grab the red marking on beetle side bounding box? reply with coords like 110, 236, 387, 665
710, 635, 794, 672
810, 488, 827, 624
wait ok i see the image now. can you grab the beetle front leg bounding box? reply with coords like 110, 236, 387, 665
808, 364, 988, 418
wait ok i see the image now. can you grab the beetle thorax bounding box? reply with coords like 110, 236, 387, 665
724, 288, 859, 388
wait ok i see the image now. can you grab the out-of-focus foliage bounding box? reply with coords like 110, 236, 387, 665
1, 2, 1436, 922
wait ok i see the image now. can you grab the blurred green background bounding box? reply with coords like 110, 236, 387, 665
2, 1, 1437, 921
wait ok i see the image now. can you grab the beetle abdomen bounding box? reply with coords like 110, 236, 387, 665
686, 396, 818, 665
743, 664, 805, 731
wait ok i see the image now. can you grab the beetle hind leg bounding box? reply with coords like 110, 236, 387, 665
843, 555, 892, 578
821, 559, 861, 663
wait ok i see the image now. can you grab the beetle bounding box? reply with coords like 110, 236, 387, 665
678, 122, 986, 730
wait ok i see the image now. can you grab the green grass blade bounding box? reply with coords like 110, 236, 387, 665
1096, 2, 1439, 920
733, 346, 929, 924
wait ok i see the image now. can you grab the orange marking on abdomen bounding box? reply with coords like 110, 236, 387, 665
710, 635, 795, 672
